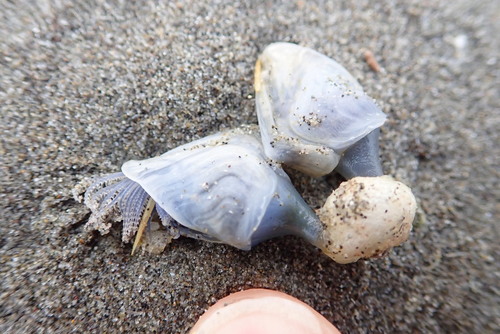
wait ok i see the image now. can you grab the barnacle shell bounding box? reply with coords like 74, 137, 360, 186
315, 176, 417, 264
255, 42, 387, 177
118, 128, 321, 250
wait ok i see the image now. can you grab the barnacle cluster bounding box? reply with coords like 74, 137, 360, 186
76, 43, 417, 263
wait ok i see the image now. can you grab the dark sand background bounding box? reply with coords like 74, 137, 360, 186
1, 0, 499, 333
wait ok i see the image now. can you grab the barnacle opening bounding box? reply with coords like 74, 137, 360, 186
82, 172, 180, 251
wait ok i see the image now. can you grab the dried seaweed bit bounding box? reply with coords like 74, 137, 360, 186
156, 204, 181, 239
118, 180, 151, 243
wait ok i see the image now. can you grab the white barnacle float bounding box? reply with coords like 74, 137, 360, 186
79, 43, 417, 263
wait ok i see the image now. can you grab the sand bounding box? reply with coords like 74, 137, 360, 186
1, 0, 499, 333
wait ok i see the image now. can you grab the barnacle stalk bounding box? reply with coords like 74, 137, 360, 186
335, 129, 384, 179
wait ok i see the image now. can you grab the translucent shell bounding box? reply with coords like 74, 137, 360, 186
255, 42, 387, 177
119, 129, 320, 250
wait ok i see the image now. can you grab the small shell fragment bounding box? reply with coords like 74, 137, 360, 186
363, 49, 381, 72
